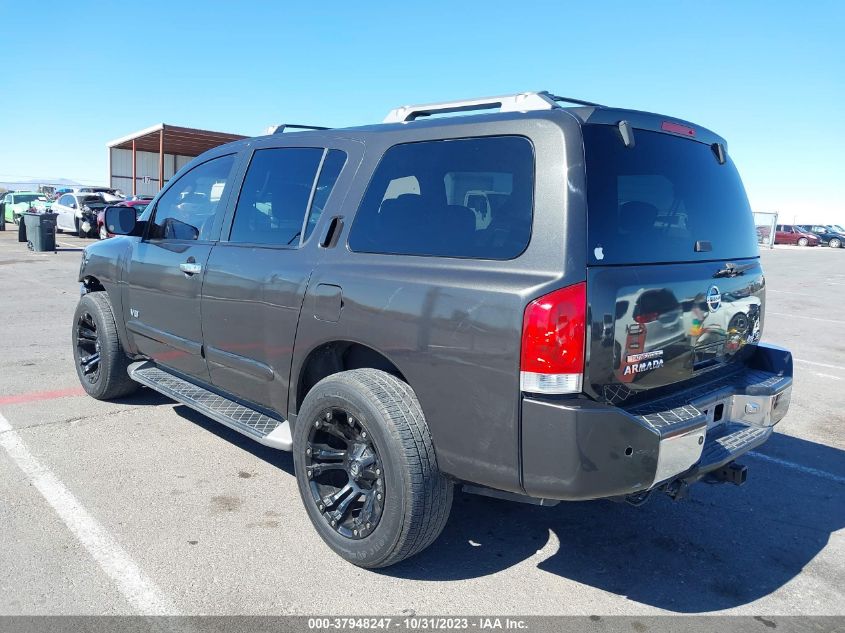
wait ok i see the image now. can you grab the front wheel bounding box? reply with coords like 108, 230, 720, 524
797, 237, 809, 247
829, 238, 842, 249
293, 369, 452, 568
75, 218, 93, 239
72, 292, 138, 400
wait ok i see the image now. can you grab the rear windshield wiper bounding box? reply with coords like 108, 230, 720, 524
713, 262, 755, 278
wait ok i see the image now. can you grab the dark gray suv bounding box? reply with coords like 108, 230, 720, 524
73, 91, 793, 568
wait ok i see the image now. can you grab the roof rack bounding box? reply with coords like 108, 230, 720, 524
383, 91, 604, 123
267, 124, 330, 134
546, 93, 605, 108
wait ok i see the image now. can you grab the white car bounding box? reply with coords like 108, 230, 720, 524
52, 193, 116, 238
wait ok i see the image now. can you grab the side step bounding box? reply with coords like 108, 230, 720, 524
128, 361, 292, 451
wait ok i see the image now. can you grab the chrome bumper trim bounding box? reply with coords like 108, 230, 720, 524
651, 379, 791, 487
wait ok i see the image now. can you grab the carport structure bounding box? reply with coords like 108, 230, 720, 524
107, 124, 248, 196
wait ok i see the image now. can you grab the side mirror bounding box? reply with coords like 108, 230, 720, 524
105, 205, 138, 236
70, 203, 77, 209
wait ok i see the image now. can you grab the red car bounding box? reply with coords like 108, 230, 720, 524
774, 224, 819, 246
97, 199, 149, 239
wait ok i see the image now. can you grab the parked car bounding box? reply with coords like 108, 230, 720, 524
796, 224, 845, 248
97, 199, 149, 239
77, 186, 125, 202
774, 224, 819, 246
52, 193, 113, 238
1, 191, 52, 224
73, 91, 792, 568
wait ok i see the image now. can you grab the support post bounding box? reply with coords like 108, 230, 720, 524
158, 128, 164, 191
132, 139, 137, 196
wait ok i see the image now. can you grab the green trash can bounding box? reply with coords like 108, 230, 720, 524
23, 212, 58, 252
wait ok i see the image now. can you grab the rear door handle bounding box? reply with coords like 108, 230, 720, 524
179, 262, 202, 275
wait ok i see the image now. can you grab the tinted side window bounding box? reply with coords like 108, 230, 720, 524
149, 154, 236, 241
229, 148, 323, 246
349, 136, 534, 259
304, 149, 346, 241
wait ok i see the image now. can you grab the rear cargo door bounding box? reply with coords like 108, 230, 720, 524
582, 124, 763, 405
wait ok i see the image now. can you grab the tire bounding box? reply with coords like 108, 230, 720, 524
72, 292, 138, 400
797, 237, 808, 247
830, 238, 842, 249
293, 369, 452, 568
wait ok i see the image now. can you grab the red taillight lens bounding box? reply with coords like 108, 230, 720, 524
520, 282, 587, 394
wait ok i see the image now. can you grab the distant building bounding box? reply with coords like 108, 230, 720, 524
107, 124, 248, 196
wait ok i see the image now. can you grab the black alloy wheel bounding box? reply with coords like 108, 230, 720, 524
75, 311, 101, 384
293, 369, 452, 568
304, 407, 385, 540
71, 292, 138, 400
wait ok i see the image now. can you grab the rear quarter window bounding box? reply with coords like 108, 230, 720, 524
348, 136, 534, 259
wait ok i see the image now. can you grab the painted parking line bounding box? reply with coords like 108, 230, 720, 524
0, 411, 177, 615
793, 358, 845, 372
767, 311, 845, 325
0, 387, 86, 406
747, 451, 845, 486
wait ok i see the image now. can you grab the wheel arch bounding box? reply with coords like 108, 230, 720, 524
81, 275, 106, 293
294, 341, 408, 414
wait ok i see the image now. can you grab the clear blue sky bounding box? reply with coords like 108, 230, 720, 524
1, 0, 842, 223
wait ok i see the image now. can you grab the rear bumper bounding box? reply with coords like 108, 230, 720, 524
520, 343, 792, 500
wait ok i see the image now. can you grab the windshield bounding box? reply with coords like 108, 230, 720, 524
584, 126, 759, 265
16, 194, 43, 203
828, 225, 845, 233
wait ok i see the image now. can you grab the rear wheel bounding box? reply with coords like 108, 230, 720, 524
797, 237, 809, 247
830, 238, 842, 249
72, 292, 138, 400
293, 369, 452, 568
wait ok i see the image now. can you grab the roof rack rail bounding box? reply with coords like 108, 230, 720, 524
546, 93, 605, 108
383, 91, 603, 123
267, 124, 330, 134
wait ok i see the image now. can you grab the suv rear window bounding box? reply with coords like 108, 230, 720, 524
349, 136, 534, 259
584, 125, 759, 265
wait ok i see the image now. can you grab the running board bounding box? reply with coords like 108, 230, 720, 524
127, 361, 292, 451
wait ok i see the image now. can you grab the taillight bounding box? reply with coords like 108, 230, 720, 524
634, 312, 659, 324
520, 282, 587, 394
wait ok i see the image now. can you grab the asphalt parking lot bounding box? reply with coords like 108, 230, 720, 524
0, 230, 842, 617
